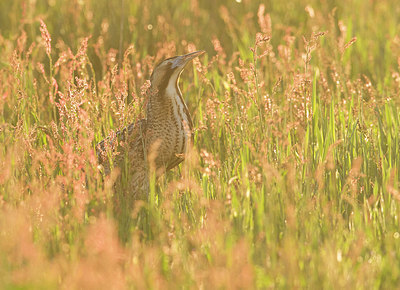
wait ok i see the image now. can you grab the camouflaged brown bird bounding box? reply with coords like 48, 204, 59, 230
97, 51, 205, 199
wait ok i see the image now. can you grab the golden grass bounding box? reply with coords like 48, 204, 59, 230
1, 0, 400, 288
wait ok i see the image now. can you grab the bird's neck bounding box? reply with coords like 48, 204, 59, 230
147, 75, 193, 131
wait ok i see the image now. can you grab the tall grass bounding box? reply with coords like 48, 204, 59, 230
1, 0, 400, 288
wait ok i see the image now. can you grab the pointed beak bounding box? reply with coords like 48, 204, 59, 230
171, 50, 205, 69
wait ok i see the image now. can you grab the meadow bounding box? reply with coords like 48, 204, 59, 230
1, 0, 400, 288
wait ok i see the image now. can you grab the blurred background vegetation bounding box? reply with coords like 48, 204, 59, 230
1, 0, 399, 79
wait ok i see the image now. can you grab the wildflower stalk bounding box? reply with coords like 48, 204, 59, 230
40, 19, 56, 121
251, 33, 270, 132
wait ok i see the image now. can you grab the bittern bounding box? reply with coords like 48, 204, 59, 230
97, 50, 205, 199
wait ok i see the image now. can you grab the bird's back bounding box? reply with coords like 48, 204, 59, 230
97, 119, 149, 199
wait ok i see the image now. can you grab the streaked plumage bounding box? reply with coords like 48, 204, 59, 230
97, 51, 204, 200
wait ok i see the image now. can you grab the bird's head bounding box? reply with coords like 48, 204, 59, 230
150, 50, 205, 94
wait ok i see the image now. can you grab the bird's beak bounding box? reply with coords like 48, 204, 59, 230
171, 50, 205, 69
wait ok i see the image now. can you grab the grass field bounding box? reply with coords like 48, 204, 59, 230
1, 0, 400, 288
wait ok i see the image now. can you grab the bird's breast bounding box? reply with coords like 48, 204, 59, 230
146, 93, 192, 170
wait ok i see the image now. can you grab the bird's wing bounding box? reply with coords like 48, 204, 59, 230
166, 156, 184, 171
96, 119, 147, 176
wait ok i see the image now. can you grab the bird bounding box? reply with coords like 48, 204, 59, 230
96, 50, 205, 201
